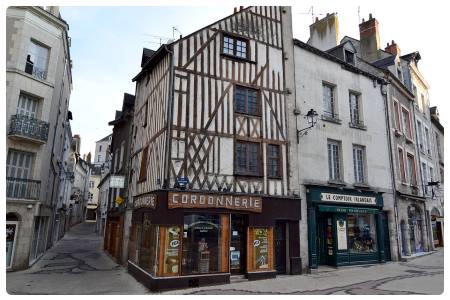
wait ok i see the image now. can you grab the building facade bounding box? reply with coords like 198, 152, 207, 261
94, 134, 112, 165
291, 13, 397, 269
104, 93, 135, 264
6, 6, 73, 270
86, 164, 102, 222
126, 6, 301, 291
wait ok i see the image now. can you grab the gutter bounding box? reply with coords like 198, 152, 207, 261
164, 44, 175, 188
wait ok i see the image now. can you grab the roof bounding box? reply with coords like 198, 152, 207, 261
108, 93, 136, 126
401, 51, 421, 63
430, 107, 444, 133
372, 55, 396, 70
141, 48, 156, 67
95, 133, 112, 143
294, 39, 382, 82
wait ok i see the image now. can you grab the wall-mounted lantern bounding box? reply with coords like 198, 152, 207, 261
297, 108, 318, 142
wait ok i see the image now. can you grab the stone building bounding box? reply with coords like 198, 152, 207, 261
6, 6, 73, 270
126, 6, 300, 291
86, 164, 102, 222
70, 154, 91, 226
103, 93, 135, 264
291, 13, 397, 269
94, 134, 112, 164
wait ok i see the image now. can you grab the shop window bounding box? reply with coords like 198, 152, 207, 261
247, 227, 274, 271
347, 214, 377, 253
138, 214, 159, 275
159, 226, 182, 276
181, 214, 228, 275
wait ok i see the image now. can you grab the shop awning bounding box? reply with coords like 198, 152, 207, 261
318, 205, 379, 214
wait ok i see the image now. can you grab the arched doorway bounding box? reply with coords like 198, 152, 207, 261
408, 205, 424, 254
7, 212, 21, 269
430, 207, 444, 247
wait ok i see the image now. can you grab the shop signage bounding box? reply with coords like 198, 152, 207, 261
337, 219, 347, 250
168, 192, 262, 212
253, 228, 269, 269
110, 175, 125, 188
318, 205, 378, 214
320, 193, 376, 205
164, 226, 181, 275
133, 194, 157, 209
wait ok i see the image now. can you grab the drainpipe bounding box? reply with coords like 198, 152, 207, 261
381, 77, 402, 260
164, 44, 175, 189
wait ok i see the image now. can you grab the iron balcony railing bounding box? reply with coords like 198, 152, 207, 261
6, 177, 41, 200
9, 114, 49, 143
25, 61, 47, 80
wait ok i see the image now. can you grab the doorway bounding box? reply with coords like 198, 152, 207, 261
275, 221, 286, 274
230, 215, 246, 274
317, 213, 335, 266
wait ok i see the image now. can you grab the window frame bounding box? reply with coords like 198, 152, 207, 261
266, 144, 282, 179
344, 50, 355, 65
398, 147, 406, 183
406, 152, 417, 186
349, 91, 363, 127
401, 106, 413, 140
234, 85, 261, 116
138, 146, 149, 182
26, 39, 50, 80
222, 33, 249, 60
322, 82, 338, 121
352, 144, 366, 184
327, 139, 342, 181
393, 99, 402, 131
234, 140, 262, 177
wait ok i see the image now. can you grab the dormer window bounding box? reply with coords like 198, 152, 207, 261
222, 34, 248, 59
345, 50, 355, 65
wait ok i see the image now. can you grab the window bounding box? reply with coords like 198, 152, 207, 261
138, 146, 148, 182
401, 107, 412, 139
323, 83, 337, 119
435, 132, 442, 160
397, 67, 403, 82
349, 92, 362, 126
223, 35, 248, 59
406, 153, 417, 186
89, 181, 94, 188
328, 140, 342, 181
99, 145, 102, 152
421, 162, 428, 194
138, 214, 159, 275
235, 141, 261, 176
119, 142, 125, 170
17, 93, 38, 118
421, 94, 426, 112
347, 214, 377, 253
267, 144, 281, 178
429, 166, 434, 182
143, 102, 148, 127
26, 40, 49, 80
6, 150, 33, 179
393, 100, 401, 131
88, 192, 93, 201
345, 50, 355, 65
235, 86, 259, 115
114, 150, 119, 172
424, 127, 431, 155
417, 121, 424, 151
353, 145, 366, 183
440, 168, 444, 184
398, 148, 406, 182
97, 154, 102, 162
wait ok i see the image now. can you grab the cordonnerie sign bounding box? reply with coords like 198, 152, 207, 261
168, 192, 262, 212
133, 194, 157, 209
320, 193, 376, 205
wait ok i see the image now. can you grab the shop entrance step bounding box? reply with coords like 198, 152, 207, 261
230, 275, 247, 283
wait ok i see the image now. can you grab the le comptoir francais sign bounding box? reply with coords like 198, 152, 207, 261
168, 192, 262, 213
320, 193, 377, 205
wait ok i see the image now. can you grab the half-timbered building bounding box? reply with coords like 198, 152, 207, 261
126, 6, 301, 291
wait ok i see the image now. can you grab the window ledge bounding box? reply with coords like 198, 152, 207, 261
267, 176, 283, 180
353, 182, 371, 189
234, 173, 263, 178
349, 122, 367, 130
327, 180, 346, 186
405, 136, 414, 144
394, 129, 403, 137
321, 115, 342, 125
220, 53, 256, 64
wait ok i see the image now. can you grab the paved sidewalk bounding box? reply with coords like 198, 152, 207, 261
6, 222, 149, 295
162, 248, 444, 295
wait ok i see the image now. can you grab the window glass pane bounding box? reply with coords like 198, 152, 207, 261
236, 40, 247, 58
28, 41, 49, 78
252, 228, 270, 270
323, 85, 334, 117
162, 226, 181, 275
182, 214, 222, 275
138, 214, 158, 275
347, 214, 377, 253
223, 36, 234, 55
235, 88, 246, 113
349, 93, 359, 124
247, 91, 258, 114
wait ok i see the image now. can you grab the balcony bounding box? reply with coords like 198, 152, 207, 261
6, 177, 41, 200
25, 61, 47, 80
8, 114, 49, 144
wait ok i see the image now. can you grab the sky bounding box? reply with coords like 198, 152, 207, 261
58, 1, 447, 157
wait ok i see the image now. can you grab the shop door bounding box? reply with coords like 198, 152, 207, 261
230, 215, 246, 274
317, 214, 335, 266
6, 222, 18, 269
275, 221, 286, 274
381, 212, 391, 261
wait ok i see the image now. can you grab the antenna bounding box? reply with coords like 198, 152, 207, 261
172, 26, 182, 39
296, 6, 326, 23
358, 6, 361, 23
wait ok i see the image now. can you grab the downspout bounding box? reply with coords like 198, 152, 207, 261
381, 76, 402, 260
164, 44, 175, 189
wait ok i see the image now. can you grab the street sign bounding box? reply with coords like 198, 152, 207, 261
110, 175, 125, 188
176, 177, 189, 186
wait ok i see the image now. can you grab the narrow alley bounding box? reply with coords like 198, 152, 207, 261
6, 223, 148, 295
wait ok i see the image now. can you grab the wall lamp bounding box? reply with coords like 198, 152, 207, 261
297, 109, 318, 142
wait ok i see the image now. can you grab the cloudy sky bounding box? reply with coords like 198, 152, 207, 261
58, 0, 446, 157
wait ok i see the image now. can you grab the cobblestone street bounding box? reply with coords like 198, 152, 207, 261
6, 221, 443, 295
6, 222, 148, 295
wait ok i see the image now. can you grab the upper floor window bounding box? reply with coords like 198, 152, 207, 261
138, 146, 149, 182
424, 127, 431, 155
89, 181, 94, 188
235, 141, 261, 176
25, 40, 49, 80
88, 192, 93, 201
327, 140, 342, 181
119, 141, 125, 170
406, 153, 417, 186
223, 35, 248, 59
6, 149, 33, 179
417, 121, 424, 151
398, 148, 406, 183
97, 154, 102, 162
323, 83, 337, 120
353, 145, 366, 183
349, 92, 363, 126
267, 144, 281, 178
345, 50, 355, 65
401, 107, 413, 140
17, 93, 39, 118
421, 162, 428, 194
393, 100, 401, 131
99, 145, 102, 152
235, 86, 259, 115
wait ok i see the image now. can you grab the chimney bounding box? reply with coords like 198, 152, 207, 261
46, 6, 60, 18
307, 13, 340, 51
234, 7, 237, 13
359, 13, 381, 62
385, 40, 401, 56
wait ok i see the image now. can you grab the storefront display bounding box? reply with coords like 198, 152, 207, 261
347, 214, 377, 253
162, 226, 181, 275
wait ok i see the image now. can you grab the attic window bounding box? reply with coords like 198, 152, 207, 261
222, 34, 248, 59
345, 50, 355, 65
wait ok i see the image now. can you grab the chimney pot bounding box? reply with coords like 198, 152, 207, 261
362, 18, 365, 23
369, 13, 373, 19
234, 7, 237, 13
240, 6, 243, 11
387, 43, 389, 47
392, 40, 395, 45
315, 17, 319, 22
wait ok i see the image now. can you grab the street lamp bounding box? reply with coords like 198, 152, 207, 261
297, 109, 318, 142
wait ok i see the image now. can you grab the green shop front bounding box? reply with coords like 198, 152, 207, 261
307, 185, 386, 268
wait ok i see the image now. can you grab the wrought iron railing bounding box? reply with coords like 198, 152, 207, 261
9, 114, 49, 143
25, 61, 47, 80
6, 177, 41, 200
